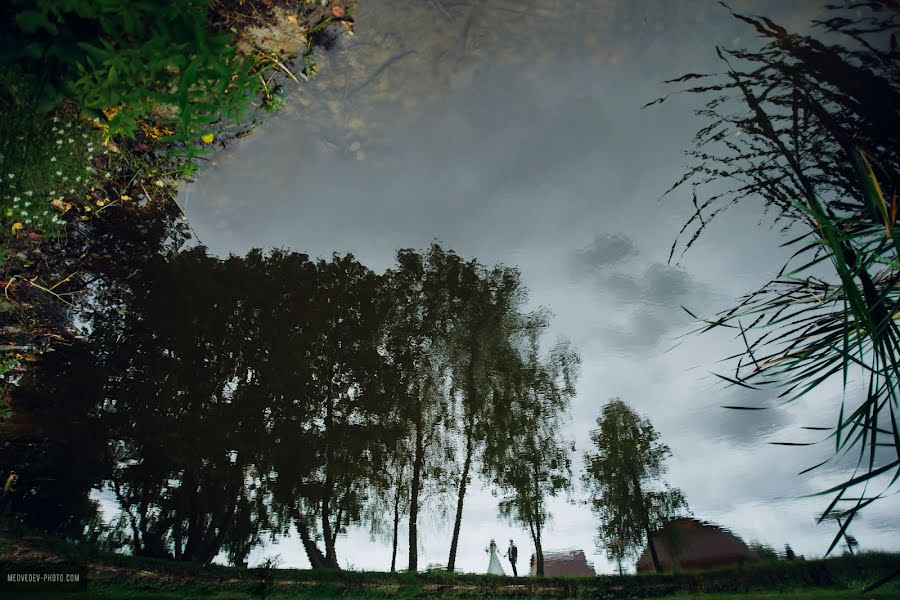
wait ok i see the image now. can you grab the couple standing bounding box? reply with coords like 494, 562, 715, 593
486, 539, 518, 576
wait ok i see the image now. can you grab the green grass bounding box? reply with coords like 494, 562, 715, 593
30, 584, 899, 600
2, 529, 898, 600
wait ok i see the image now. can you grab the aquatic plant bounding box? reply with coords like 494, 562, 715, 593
650, 2, 900, 556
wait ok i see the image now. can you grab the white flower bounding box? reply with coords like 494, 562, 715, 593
7, 173, 13, 179
25, 191, 32, 196
56, 171, 62, 177
23, 201, 30, 207
50, 157, 57, 162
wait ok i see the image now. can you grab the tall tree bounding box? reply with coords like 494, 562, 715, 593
490, 335, 579, 576
94, 247, 277, 562
305, 255, 396, 568
445, 264, 532, 572
582, 399, 689, 574
264, 251, 398, 570
381, 244, 465, 572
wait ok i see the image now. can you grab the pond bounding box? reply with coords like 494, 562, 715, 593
3, 0, 899, 576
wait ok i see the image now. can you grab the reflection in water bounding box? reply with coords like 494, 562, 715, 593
3, 0, 900, 576
2, 242, 576, 572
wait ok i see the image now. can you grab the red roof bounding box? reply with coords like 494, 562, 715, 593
636, 518, 760, 572
530, 549, 596, 576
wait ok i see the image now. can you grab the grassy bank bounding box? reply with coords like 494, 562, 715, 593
2, 529, 898, 599
74, 585, 900, 600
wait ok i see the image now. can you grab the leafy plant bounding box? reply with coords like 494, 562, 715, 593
650, 3, 900, 557
2, 0, 262, 167
0, 92, 102, 240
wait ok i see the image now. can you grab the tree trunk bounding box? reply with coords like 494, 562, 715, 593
296, 513, 328, 569
629, 467, 662, 573
645, 524, 662, 573
321, 397, 340, 569
447, 426, 475, 572
407, 414, 424, 572
534, 530, 544, 577
390, 462, 405, 573
526, 457, 546, 577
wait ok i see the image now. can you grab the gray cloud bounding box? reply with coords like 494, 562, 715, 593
582, 257, 710, 352
573, 233, 639, 273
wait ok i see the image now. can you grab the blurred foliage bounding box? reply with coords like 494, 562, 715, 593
749, 541, 780, 562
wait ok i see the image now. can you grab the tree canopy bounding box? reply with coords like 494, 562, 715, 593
582, 398, 689, 573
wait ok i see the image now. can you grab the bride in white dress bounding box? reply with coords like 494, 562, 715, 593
486, 539, 506, 575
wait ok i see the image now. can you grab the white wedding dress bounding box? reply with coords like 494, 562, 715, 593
486, 543, 506, 575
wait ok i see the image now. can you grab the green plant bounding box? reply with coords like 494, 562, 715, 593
0, 93, 102, 240
2, 0, 262, 167
650, 4, 900, 557
260, 85, 285, 114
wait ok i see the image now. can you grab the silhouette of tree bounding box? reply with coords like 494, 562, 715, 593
784, 543, 797, 560
380, 244, 467, 573
6, 234, 570, 571
0, 344, 109, 538
582, 399, 689, 574
446, 263, 538, 573
93, 247, 276, 561
491, 335, 579, 577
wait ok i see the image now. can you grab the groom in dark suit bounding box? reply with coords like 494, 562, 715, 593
505, 540, 518, 577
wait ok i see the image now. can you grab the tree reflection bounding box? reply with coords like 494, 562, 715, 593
3, 241, 576, 569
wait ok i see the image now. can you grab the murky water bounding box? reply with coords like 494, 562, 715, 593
4, 0, 898, 576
